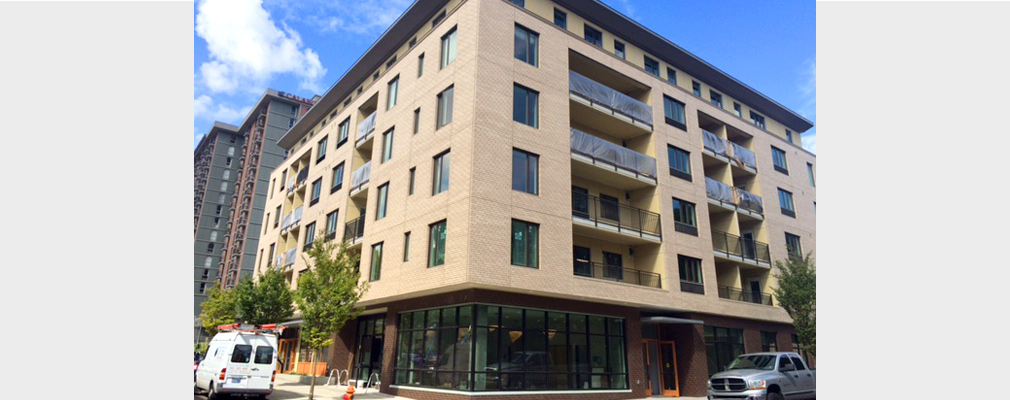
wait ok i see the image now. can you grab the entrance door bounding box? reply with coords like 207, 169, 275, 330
573, 246, 591, 276
600, 194, 620, 223
278, 339, 296, 373
642, 339, 679, 397
659, 342, 680, 396
572, 186, 589, 219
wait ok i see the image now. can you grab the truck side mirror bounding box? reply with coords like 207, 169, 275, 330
780, 364, 795, 372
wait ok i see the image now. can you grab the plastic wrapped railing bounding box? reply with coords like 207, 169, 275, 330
702, 130, 728, 157
569, 70, 653, 126
705, 177, 735, 204
357, 111, 377, 143
351, 161, 372, 191
730, 142, 757, 170
735, 188, 764, 214
570, 128, 656, 178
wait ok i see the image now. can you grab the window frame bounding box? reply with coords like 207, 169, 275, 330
785, 232, 803, 259
771, 146, 789, 174
807, 162, 815, 187
584, 24, 602, 47
512, 83, 539, 128
710, 90, 723, 108
310, 178, 322, 206
387, 75, 399, 110
381, 128, 394, 163
436, 85, 454, 129
692, 81, 701, 96
750, 111, 766, 129
376, 182, 390, 220
778, 188, 796, 218
554, 8, 567, 29
510, 219, 540, 268
428, 219, 447, 268
370, 242, 383, 281
667, 144, 691, 181
331, 162, 344, 193
432, 150, 451, 195
644, 55, 659, 76
440, 26, 458, 69
511, 148, 539, 195
672, 197, 698, 236
614, 40, 626, 59
678, 255, 704, 294
663, 95, 686, 130
514, 24, 539, 67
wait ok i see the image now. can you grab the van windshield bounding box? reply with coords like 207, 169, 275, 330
255, 346, 274, 364
231, 345, 253, 363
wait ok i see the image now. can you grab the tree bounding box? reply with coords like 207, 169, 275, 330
294, 234, 368, 400
773, 253, 816, 357
234, 267, 295, 325
200, 284, 237, 338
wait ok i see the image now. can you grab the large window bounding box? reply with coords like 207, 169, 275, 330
761, 331, 778, 352
672, 198, 698, 236
667, 145, 691, 181
337, 118, 350, 146
437, 85, 454, 129
778, 188, 795, 218
381, 128, 394, 163
441, 27, 457, 69
331, 162, 344, 193
678, 255, 704, 294
428, 220, 447, 267
310, 178, 322, 206
376, 183, 389, 220
771, 146, 788, 174
514, 25, 538, 66
387, 76, 399, 110
433, 150, 451, 195
512, 149, 538, 194
393, 305, 628, 392
584, 25, 602, 47
705, 326, 744, 377
316, 136, 327, 163
644, 56, 659, 76
663, 95, 686, 130
370, 242, 383, 281
511, 219, 539, 268
513, 84, 539, 127
785, 233, 802, 259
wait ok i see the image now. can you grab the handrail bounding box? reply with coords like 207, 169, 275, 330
711, 230, 770, 264
571, 189, 661, 238
343, 216, 366, 242
364, 372, 380, 393
574, 261, 661, 288
569, 70, 653, 125
718, 285, 773, 306
570, 128, 656, 178
324, 369, 349, 386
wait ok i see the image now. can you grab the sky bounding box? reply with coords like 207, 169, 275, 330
194, 0, 815, 153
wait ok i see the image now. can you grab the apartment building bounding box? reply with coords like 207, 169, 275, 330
254, 0, 815, 398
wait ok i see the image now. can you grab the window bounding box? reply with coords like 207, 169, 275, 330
403, 232, 411, 261
511, 220, 539, 268
437, 85, 454, 128
373, 71, 379, 81
428, 220, 447, 267
666, 67, 677, 85
644, 56, 659, 76
222, 170, 230, 180
231, 345, 253, 363
210, 231, 218, 242
513, 84, 539, 127
785, 233, 802, 259
710, 90, 723, 108
290, 105, 297, 115
514, 25, 538, 66
254, 346, 274, 364
409, 36, 417, 48
220, 182, 227, 191
778, 188, 795, 218
381, 128, 394, 163
274, 206, 281, 227
369, 242, 383, 281
417, 53, 425, 77
508, 0, 524, 5
584, 25, 602, 47
554, 8, 567, 28
289, 119, 295, 128
316, 136, 327, 163
667, 145, 691, 181
310, 178, 322, 206
678, 255, 704, 294
304, 222, 316, 249
614, 40, 626, 59
376, 183, 389, 220
432, 150, 451, 195
386, 55, 397, 69
331, 162, 344, 193
663, 95, 686, 130
326, 210, 339, 236
413, 108, 420, 134
512, 149, 538, 194
792, 334, 811, 366
771, 146, 788, 174
761, 332, 778, 352
408, 167, 416, 195
199, 282, 207, 294
807, 162, 815, 187
786, 130, 793, 144
692, 81, 701, 96
672, 198, 698, 235
733, 102, 742, 117
705, 326, 744, 377
207, 243, 214, 252
440, 27, 457, 69
225, 157, 232, 167
387, 76, 399, 110
218, 193, 226, 203
750, 111, 766, 129
337, 118, 350, 147
215, 205, 222, 215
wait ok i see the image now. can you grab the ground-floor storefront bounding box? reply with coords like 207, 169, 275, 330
322, 289, 806, 399
276, 325, 330, 375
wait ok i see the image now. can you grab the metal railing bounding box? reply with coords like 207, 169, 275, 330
718, 285, 773, 306
572, 190, 661, 238
343, 216, 366, 242
570, 128, 656, 179
295, 168, 309, 187
711, 230, 771, 264
680, 281, 705, 294
574, 261, 661, 288
569, 70, 653, 126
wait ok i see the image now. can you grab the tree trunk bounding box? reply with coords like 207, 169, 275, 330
308, 349, 317, 400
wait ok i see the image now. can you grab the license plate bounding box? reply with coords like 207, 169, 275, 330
232, 378, 242, 384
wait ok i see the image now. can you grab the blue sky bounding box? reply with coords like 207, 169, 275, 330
194, 0, 815, 152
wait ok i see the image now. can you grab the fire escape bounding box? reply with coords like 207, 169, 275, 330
220, 111, 267, 289
194, 142, 214, 233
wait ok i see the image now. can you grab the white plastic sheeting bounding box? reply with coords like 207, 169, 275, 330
731, 142, 757, 169
706, 177, 734, 204
281, 213, 292, 230
702, 130, 728, 156
570, 128, 657, 177
284, 248, 296, 266
569, 70, 653, 125
292, 206, 303, 226
357, 111, 377, 140
736, 188, 764, 214
351, 161, 372, 189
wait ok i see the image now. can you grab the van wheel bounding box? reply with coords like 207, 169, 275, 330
768, 393, 784, 400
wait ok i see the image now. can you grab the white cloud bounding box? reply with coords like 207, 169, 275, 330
613, 0, 640, 21
267, 0, 412, 36
195, 0, 326, 94
194, 94, 252, 123
797, 58, 816, 153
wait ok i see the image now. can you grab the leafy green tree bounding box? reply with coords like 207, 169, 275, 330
294, 234, 368, 400
200, 284, 237, 338
194, 341, 210, 355
234, 267, 295, 325
773, 253, 816, 357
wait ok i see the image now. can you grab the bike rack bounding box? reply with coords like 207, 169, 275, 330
364, 372, 380, 393
324, 369, 349, 386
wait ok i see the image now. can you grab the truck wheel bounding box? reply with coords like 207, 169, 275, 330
207, 382, 224, 400
768, 393, 784, 400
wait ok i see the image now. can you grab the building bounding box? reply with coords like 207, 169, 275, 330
193, 90, 316, 341
253, 0, 815, 398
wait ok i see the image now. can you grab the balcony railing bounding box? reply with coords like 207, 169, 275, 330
572, 190, 662, 238
705, 178, 764, 215
273, 255, 283, 269
356, 111, 377, 146
718, 285, 773, 306
343, 216, 366, 242
680, 281, 705, 294
711, 230, 771, 264
283, 248, 296, 268
574, 261, 662, 288
350, 161, 372, 193
295, 168, 309, 187
736, 188, 764, 214
281, 213, 292, 232
570, 128, 656, 179
569, 70, 653, 126
702, 130, 728, 157
730, 142, 757, 170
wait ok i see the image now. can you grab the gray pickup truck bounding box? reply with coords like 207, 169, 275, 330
707, 352, 815, 400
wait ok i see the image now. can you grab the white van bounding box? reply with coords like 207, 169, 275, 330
195, 325, 278, 399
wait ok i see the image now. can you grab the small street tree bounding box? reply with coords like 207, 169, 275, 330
199, 284, 237, 339
294, 234, 368, 400
773, 253, 816, 357
234, 267, 295, 325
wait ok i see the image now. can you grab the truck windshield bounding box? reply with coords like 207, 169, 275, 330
726, 354, 777, 370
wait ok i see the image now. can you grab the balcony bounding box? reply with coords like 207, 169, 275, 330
281, 206, 303, 234
571, 190, 662, 244
718, 285, 773, 306
569, 70, 652, 138
574, 261, 662, 288
570, 128, 657, 190
288, 168, 309, 196
711, 230, 771, 268
273, 255, 283, 270
702, 130, 758, 174
283, 248, 296, 269
343, 215, 365, 246
705, 178, 764, 220
349, 161, 372, 198
680, 281, 705, 295
356, 111, 377, 150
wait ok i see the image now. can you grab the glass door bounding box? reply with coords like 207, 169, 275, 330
572, 186, 589, 219
659, 342, 679, 396
573, 246, 591, 276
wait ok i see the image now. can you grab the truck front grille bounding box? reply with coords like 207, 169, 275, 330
711, 378, 747, 392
